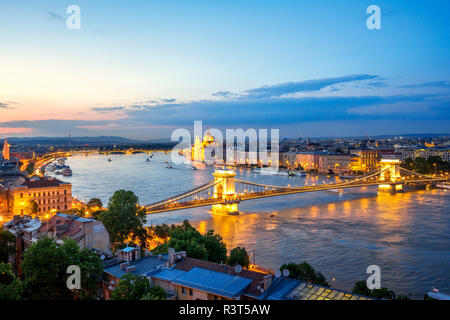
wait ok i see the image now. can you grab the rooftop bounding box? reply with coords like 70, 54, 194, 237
173, 257, 270, 298
153, 267, 253, 299
15, 177, 70, 189
266, 278, 374, 300
104, 255, 168, 279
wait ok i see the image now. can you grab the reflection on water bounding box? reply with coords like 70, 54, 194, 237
63, 153, 450, 298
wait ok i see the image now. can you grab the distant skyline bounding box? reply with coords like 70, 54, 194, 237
1, 0, 449, 139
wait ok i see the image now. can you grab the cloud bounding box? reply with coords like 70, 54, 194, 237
241, 74, 379, 98
46, 11, 65, 24
212, 91, 238, 99
2, 76, 449, 138
125, 93, 448, 127
365, 81, 389, 88
401, 81, 450, 89
92, 106, 125, 113
0, 127, 33, 134
160, 98, 176, 103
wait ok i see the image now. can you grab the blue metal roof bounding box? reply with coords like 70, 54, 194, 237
104, 255, 168, 279
265, 278, 301, 300
150, 268, 186, 281
121, 247, 137, 253
170, 267, 253, 298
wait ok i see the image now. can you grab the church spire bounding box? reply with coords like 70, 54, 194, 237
2, 139, 10, 160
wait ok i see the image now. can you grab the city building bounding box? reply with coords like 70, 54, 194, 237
4, 213, 111, 275
318, 153, 356, 174
38, 213, 111, 255
102, 248, 173, 300
2, 215, 41, 275
150, 256, 273, 300
350, 149, 379, 172
296, 152, 322, 171
265, 277, 374, 300
7, 177, 72, 216
400, 147, 450, 162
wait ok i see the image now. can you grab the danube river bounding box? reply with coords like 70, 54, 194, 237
60, 152, 449, 298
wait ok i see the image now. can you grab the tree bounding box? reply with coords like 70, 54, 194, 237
99, 190, 147, 250
352, 280, 398, 300
0, 263, 22, 300
87, 198, 103, 210
203, 230, 227, 263
280, 261, 329, 287
111, 273, 151, 300
153, 224, 170, 241
25, 162, 35, 176
141, 286, 166, 300
0, 229, 15, 264
228, 247, 250, 268
152, 220, 227, 263
21, 237, 103, 300
26, 199, 39, 216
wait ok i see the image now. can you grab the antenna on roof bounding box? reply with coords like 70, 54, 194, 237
234, 264, 242, 274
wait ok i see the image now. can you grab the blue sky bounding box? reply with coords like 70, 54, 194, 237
0, 0, 449, 139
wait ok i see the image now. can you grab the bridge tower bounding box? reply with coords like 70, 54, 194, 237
211, 170, 239, 215
379, 157, 402, 192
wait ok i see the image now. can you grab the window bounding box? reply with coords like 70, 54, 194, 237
182, 287, 187, 294
189, 289, 193, 296
20, 193, 23, 198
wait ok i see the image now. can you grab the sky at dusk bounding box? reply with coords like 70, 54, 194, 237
0, 0, 449, 139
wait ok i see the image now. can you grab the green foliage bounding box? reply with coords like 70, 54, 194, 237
153, 224, 170, 240
20, 237, 103, 300
228, 247, 250, 268
352, 280, 371, 296
25, 162, 35, 176
27, 199, 39, 216
352, 280, 398, 300
111, 273, 151, 300
280, 261, 329, 287
141, 286, 167, 300
87, 198, 103, 209
152, 220, 227, 263
99, 190, 147, 249
0, 229, 15, 264
0, 263, 22, 300
402, 156, 450, 174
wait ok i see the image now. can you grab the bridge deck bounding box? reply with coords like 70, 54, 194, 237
145, 177, 447, 214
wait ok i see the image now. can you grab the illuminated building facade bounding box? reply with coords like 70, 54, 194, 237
350, 149, 379, 172
2, 139, 10, 161
8, 177, 72, 216
191, 130, 216, 163
401, 148, 450, 162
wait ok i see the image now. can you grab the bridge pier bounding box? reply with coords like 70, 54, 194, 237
211, 170, 240, 215
378, 158, 403, 192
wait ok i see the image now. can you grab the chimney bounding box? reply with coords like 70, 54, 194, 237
263, 274, 273, 291
125, 266, 136, 273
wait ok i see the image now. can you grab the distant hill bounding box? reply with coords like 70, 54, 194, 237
5, 136, 145, 146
